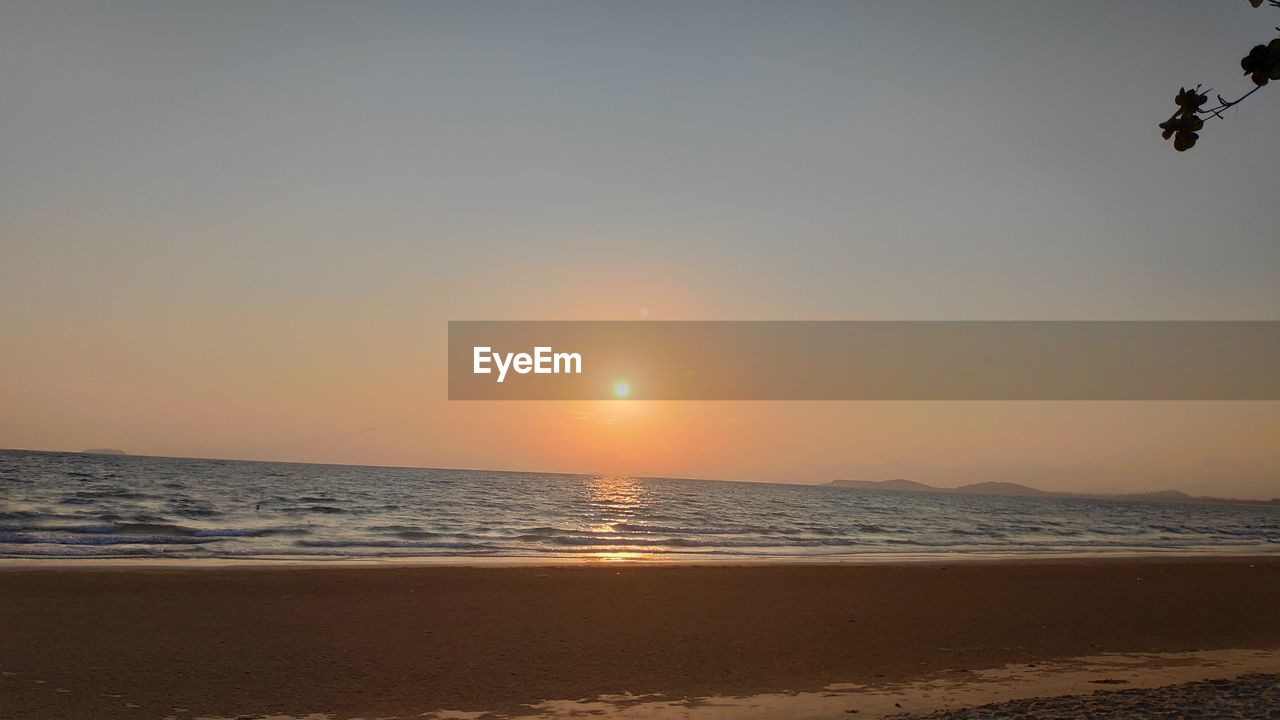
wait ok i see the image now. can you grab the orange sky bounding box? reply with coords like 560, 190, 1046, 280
2, 2, 1278, 498
2, 265, 1277, 498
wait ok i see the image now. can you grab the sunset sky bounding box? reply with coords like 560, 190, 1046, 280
2, 1, 1278, 497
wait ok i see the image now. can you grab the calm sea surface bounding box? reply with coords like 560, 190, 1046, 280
1, 450, 1277, 561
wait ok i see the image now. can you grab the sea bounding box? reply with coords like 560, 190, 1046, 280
1, 449, 1277, 562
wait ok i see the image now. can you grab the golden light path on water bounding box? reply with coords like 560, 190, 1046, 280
583, 475, 656, 562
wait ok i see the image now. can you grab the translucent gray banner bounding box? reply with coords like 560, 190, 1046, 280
448, 321, 1280, 400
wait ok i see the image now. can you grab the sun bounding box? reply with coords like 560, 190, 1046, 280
612, 380, 631, 399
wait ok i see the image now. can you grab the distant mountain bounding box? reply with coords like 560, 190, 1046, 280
825, 479, 1274, 507
828, 478, 936, 492
81, 448, 127, 456
952, 481, 1047, 497
1112, 490, 1190, 502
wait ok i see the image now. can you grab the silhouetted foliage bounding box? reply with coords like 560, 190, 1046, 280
1159, 0, 1279, 151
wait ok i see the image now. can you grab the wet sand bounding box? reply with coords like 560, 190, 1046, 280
2, 558, 1279, 719
889, 673, 1280, 720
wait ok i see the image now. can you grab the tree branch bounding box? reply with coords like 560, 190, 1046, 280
1198, 84, 1267, 120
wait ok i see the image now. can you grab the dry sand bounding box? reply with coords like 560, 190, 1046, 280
2, 558, 1278, 719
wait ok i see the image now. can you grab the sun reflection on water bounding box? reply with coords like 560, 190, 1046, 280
598, 551, 647, 562
586, 475, 644, 510
582, 476, 654, 561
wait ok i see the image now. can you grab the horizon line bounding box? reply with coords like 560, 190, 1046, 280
1, 446, 1275, 503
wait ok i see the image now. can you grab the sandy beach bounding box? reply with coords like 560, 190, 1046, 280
2, 558, 1279, 719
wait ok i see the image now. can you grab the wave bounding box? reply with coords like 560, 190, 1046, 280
294, 538, 496, 550
0, 521, 307, 543
4, 449, 1279, 562
278, 505, 347, 514
0, 532, 215, 546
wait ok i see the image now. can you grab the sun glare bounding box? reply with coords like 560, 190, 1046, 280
612, 381, 631, 399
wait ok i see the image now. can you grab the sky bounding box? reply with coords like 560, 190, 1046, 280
1, 1, 1278, 497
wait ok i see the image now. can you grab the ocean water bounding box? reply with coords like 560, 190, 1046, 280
1, 449, 1277, 561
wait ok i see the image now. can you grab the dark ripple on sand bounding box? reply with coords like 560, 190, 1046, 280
889, 674, 1280, 720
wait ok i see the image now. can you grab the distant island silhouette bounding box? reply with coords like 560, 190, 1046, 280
826, 478, 1279, 506
81, 448, 128, 456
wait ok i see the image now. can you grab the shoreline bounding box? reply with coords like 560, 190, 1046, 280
3, 548, 1279, 570
4, 557, 1279, 719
